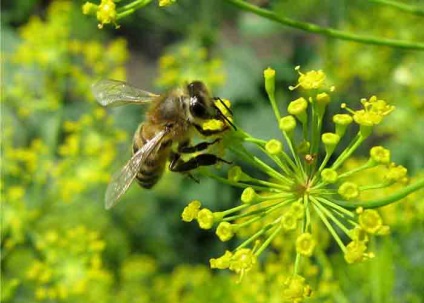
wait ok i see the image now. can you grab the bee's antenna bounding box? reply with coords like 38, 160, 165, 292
214, 104, 237, 131
214, 97, 234, 116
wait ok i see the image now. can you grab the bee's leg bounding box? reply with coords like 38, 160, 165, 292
169, 153, 232, 173
169, 152, 199, 182
193, 123, 228, 137
178, 139, 220, 154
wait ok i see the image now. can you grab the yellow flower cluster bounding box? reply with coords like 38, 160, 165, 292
26, 226, 111, 301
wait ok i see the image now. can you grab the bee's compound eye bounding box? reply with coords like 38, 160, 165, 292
190, 97, 207, 118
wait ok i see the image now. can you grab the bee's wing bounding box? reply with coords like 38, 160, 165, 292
105, 128, 169, 209
92, 79, 159, 107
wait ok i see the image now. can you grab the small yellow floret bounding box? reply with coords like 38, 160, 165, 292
338, 182, 360, 200
210, 250, 232, 269
197, 208, 214, 229
288, 97, 308, 116
96, 0, 117, 29
216, 222, 235, 242
290, 66, 326, 90
241, 187, 256, 204
265, 139, 282, 155
359, 209, 383, 234
228, 248, 256, 274
279, 115, 297, 133
385, 163, 408, 183
321, 168, 338, 183
281, 212, 297, 231
181, 200, 202, 222
82, 2, 98, 15
344, 240, 369, 264
296, 233, 316, 257
370, 146, 391, 164
290, 201, 305, 219
282, 275, 312, 302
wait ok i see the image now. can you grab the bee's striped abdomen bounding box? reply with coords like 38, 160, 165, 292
133, 124, 172, 189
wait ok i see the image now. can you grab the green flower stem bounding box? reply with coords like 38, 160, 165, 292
301, 196, 309, 232
293, 252, 301, 275
223, 199, 293, 222
244, 134, 295, 176
331, 133, 366, 170
237, 223, 274, 250
337, 159, 375, 179
116, 0, 152, 15
313, 152, 332, 182
310, 103, 323, 157
200, 170, 280, 192
247, 178, 292, 191
267, 90, 282, 122
333, 178, 424, 209
313, 200, 347, 253
304, 196, 312, 231
316, 197, 355, 218
283, 132, 307, 178
271, 154, 294, 178
244, 137, 266, 145
312, 197, 351, 236
229, 146, 290, 184
255, 223, 283, 256
225, 0, 424, 50
218, 204, 251, 217
370, 0, 424, 16
359, 182, 391, 191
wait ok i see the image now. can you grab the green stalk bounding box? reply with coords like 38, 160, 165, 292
225, 0, 424, 50
337, 159, 375, 178
331, 133, 365, 170
369, 0, 424, 16
316, 197, 355, 218
255, 223, 282, 256
333, 178, 424, 209
313, 200, 347, 253
312, 197, 351, 236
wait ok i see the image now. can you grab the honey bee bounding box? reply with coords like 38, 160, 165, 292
92, 79, 235, 209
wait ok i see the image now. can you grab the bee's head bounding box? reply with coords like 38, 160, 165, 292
187, 81, 237, 130
187, 81, 215, 119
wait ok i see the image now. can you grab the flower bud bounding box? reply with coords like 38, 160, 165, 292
288, 97, 308, 124
82, 2, 98, 15
370, 146, 391, 164
228, 166, 251, 182
359, 209, 383, 234
216, 222, 235, 242
281, 212, 297, 231
264, 67, 276, 98
321, 168, 338, 183
241, 187, 257, 204
181, 200, 202, 222
279, 115, 297, 134
197, 208, 215, 229
265, 139, 282, 155
296, 233, 316, 257
338, 182, 360, 200
385, 164, 408, 183
322, 132, 340, 155
333, 114, 353, 137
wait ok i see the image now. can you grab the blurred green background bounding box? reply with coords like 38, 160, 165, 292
1, 0, 424, 302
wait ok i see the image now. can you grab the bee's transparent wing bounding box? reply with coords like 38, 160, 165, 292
105, 129, 168, 209
92, 79, 159, 107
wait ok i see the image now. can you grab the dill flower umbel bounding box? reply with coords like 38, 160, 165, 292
182, 66, 424, 300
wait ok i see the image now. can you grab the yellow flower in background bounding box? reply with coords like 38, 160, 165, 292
156, 42, 226, 90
